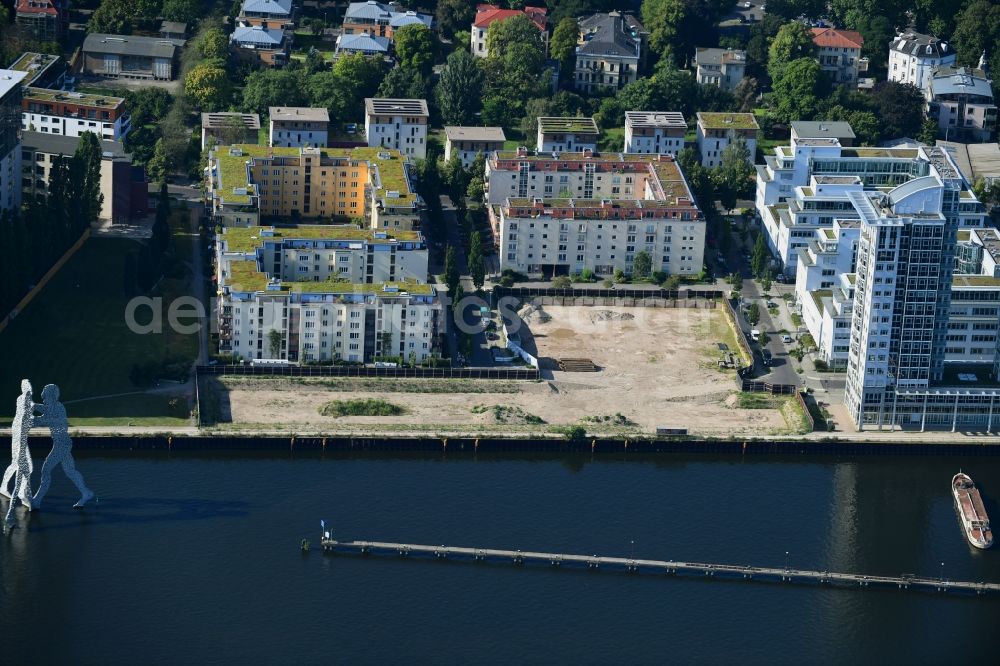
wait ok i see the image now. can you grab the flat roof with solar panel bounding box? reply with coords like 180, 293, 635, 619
365, 98, 429, 117
625, 111, 686, 129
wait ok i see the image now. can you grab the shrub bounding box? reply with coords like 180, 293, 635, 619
319, 399, 407, 417
564, 425, 587, 441
552, 275, 572, 289
580, 268, 595, 282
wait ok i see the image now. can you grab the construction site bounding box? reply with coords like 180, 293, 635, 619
210, 304, 810, 437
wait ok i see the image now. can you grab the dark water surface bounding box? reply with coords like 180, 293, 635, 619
1, 451, 999, 665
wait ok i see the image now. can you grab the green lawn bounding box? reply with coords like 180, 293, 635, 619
0, 235, 198, 426
598, 127, 624, 153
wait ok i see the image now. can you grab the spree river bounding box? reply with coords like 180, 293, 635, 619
1, 451, 998, 664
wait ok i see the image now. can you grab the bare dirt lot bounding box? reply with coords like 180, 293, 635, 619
212, 306, 805, 437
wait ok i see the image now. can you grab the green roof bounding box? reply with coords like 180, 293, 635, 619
23, 86, 123, 108
840, 148, 918, 159
223, 225, 421, 253
697, 112, 759, 130
952, 275, 1000, 287
537, 116, 599, 134
211, 144, 416, 208
226, 260, 433, 295
810, 289, 833, 311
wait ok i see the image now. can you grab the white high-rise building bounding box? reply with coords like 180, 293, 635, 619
837, 150, 1000, 432
755, 127, 986, 277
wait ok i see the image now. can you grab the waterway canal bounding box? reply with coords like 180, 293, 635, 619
1, 451, 998, 664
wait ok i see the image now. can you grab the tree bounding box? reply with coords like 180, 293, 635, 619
484, 15, 548, 106
550, 17, 579, 86
88, 0, 133, 34
759, 330, 770, 348
267, 329, 283, 358
632, 251, 652, 279
470, 255, 486, 290
641, 0, 690, 66
715, 137, 754, 211
745, 14, 784, 81
765, 0, 826, 19
486, 14, 543, 57
74, 132, 104, 224
307, 18, 326, 36
147, 138, 170, 185
772, 58, 827, 123
871, 82, 926, 139
733, 77, 759, 113
444, 245, 460, 297
917, 117, 939, 145
751, 233, 769, 278
377, 66, 430, 100
185, 63, 230, 111
242, 69, 308, 115
768, 22, 816, 80
952, 1, 1000, 88
746, 302, 760, 326
437, 50, 485, 126
466, 152, 486, 202
162, 0, 200, 23
305, 49, 327, 74
333, 53, 385, 100
200, 28, 230, 61
394, 24, 436, 77
761, 269, 773, 297
436, 0, 476, 39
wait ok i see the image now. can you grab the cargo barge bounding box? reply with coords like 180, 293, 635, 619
952, 472, 993, 549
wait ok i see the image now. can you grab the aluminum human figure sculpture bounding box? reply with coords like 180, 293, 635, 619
33, 384, 94, 509
4, 380, 36, 527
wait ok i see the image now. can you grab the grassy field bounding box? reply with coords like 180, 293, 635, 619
0, 231, 198, 426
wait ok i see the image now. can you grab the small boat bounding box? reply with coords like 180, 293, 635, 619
952, 472, 993, 550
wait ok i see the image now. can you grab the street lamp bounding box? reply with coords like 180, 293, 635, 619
784, 550, 789, 572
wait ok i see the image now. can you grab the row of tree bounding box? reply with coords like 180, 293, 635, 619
0, 133, 104, 317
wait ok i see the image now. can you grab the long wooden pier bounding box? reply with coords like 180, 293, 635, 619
318, 538, 1000, 597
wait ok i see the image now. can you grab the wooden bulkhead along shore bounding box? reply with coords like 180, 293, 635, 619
316, 536, 1000, 597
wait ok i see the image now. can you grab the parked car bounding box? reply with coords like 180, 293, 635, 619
766, 301, 777, 309
760, 349, 773, 366
781, 334, 793, 343
750, 329, 761, 341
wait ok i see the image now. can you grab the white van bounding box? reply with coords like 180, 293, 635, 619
750, 329, 761, 341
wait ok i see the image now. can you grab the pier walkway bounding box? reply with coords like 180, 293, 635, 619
319, 538, 1000, 597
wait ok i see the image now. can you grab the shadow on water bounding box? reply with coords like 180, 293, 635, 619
2, 496, 251, 533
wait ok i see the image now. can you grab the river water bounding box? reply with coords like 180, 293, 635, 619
1, 451, 998, 664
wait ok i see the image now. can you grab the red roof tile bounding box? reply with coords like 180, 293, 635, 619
473, 4, 547, 32
811, 27, 864, 49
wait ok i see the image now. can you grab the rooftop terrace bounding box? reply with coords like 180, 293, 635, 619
223, 225, 420, 254
697, 112, 759, 130
211, 144, 415, 207
226, 259, 433, 295
23, 86, 124, 108
537, 116, 599, 134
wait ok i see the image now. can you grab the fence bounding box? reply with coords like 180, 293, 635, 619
796, 390, 817, 431
494, 286, 724, 300
197, 364, 540, 380
722, 297, 754, 369
741, 379, 798, 395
